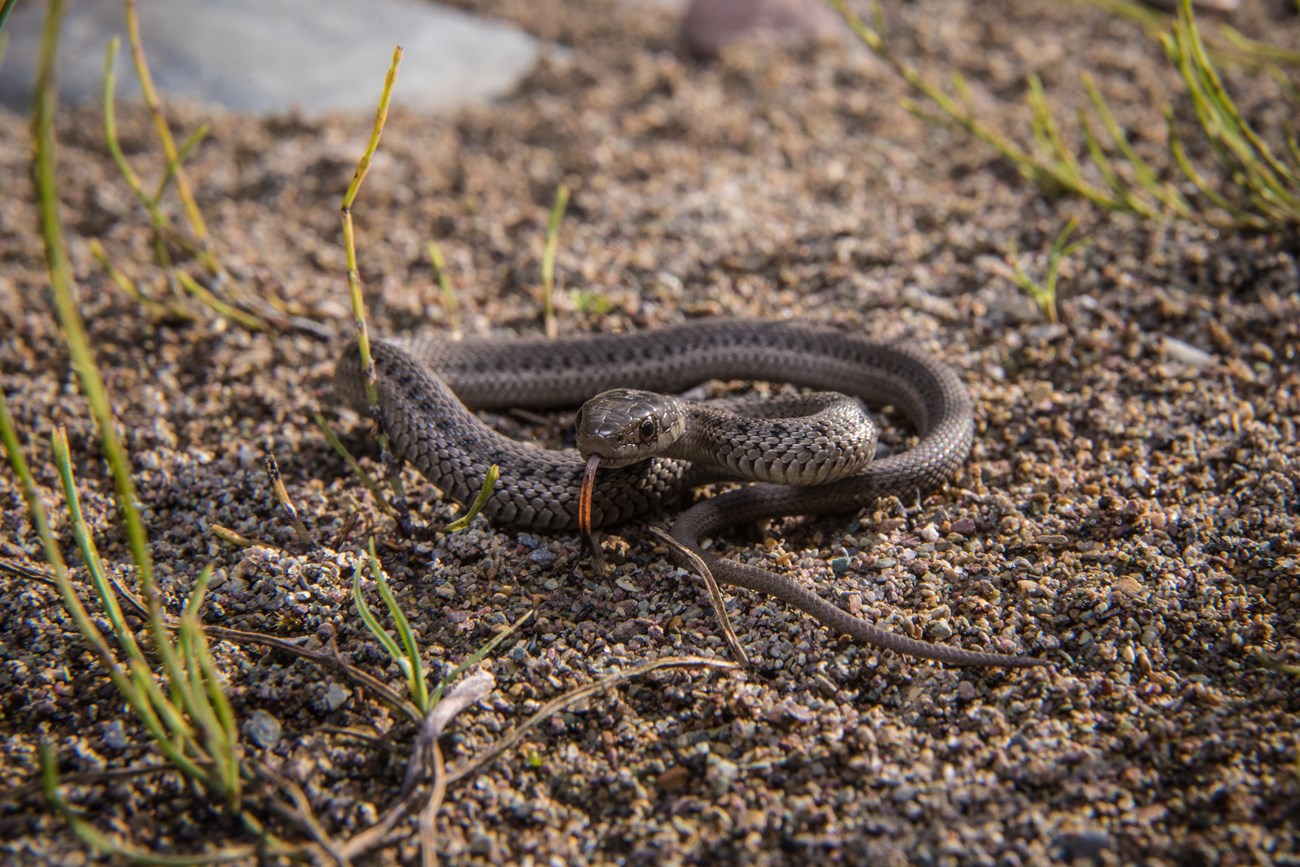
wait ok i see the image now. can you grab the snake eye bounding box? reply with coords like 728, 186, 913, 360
639, 417, 657, 442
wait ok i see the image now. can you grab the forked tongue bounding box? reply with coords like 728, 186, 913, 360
579, 454, 604, 568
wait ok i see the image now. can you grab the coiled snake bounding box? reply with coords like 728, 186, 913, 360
335, 319, 1047, 668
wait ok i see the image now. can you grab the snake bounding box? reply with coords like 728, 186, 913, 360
334, 319, 1048, 668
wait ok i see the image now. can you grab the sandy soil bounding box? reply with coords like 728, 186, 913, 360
2, 0, 1299, 863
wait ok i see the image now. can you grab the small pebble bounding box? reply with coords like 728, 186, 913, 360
469, 833, 494, 856
529, 548, 558, 567
324, 683, 349, 713
1163, 336, 1214, 368
658, 766, 691, 792
950, 518, 977, 536
102, 720, 129, 751
245, 709, 283, 748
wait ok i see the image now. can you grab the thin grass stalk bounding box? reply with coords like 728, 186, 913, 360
1178, 0, 1299, 220
177, 625, 240, 805
101, 38, 181, 282
352, 563, 407, 669
442, 464, 498, 532
120, 658, 210, 780
1219, 24, 1300, 68
1163, 0, 1299, 224
209, 523, 262, 548
834, 0, 1298, 229
341, 45, 403, 411
1026, 75, 1082, 181
367, 539, 429, 712
311, 411, 397, 517
540, 184, 569, 339
123, 0, 214, 258
34, 1, 249, 812
177, 620, 225, 763
830, 0, 1123, 212
1165, 113, 1243, 217
101, 39, 149, 206
153, 124, 210, 206
341, 47, 409, 528
417, 741, 447, 867
175, 271, 265, 331
89, 238, 191, 318
0, 401, 135, 709
189, 623, 240, 805
1076, 0, 1297, 71
1179, 3, 1283, 178
1076, 111, 1137, 210
33, 0, 190, 708
426, 240, 462, 339
1080, 72, 1191, 219
50, 428, 146, 665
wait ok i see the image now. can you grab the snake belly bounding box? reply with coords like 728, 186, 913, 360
334, 319, 1048, 668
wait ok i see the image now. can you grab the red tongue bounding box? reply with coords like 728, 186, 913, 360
579, 454, 602, 563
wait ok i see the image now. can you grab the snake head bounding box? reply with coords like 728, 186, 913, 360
576, 388, 687, 468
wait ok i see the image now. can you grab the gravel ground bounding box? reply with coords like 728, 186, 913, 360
2, 0, 1299, 863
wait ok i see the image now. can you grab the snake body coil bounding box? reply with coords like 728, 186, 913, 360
335, 320, 1047, 668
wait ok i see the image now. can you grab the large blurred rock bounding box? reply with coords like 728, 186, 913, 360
0, 0, 540, 116
681, 0, 844, 57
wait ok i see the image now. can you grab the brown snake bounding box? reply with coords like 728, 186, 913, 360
334, 319, 1048, 668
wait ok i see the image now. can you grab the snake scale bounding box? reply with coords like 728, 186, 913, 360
334, 319, 1048, 668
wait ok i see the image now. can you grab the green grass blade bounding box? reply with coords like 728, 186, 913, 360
123, 661, 213, 781
0, 401, 162, 741
352, 557, 406, 669
1219, 23, 1300, 68
1027, 75, 1082, 179
540, 184, 569, 338
426, 240, 463, 338
1178, 0, 1288, 179
101, 35, 179, 273
124, 0, 210, 248
178, 619, 224, 756
188, 605, 233, 759
340, 46, 410, 531
152, 123, 210, 207
1081, 72, 1190, 218
1165, 112, 1256, 226
101, 38, 146, 198
178, 575, 241, 810
50, 427, 146, 665
174, 271, 266, 331
34, 0, 190, 698
442, 464, 498, 532
367, 538, 428, 713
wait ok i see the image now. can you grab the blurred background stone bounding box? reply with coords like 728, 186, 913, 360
680, 0, 845, 57
0, 0, 541, 116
